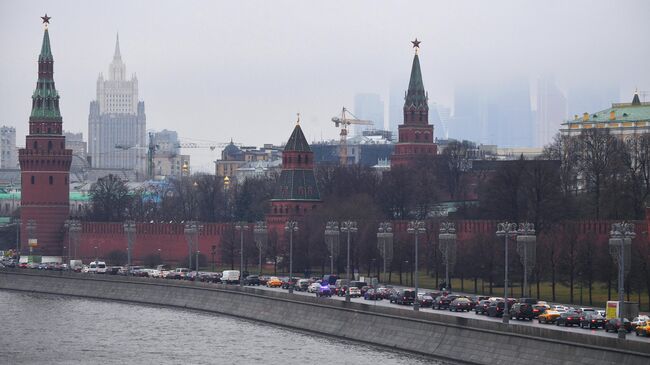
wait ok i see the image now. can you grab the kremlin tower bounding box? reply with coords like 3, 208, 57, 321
266, 116, 321, 233
18, 15, 72, 258
391, 39, 438, 168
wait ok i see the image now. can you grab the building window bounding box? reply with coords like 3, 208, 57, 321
33, 141, 38, 149
49, 176, 53, 185
31, 176, 35, 184
48, 141, 52, 151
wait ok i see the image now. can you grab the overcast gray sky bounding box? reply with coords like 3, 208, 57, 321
2, 0, 649, 171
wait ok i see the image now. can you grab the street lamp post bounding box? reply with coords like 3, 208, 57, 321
407, 220, 426, 311
235, 221, 249, 286
14, 218, 20, 256
340, 221, 357, 303
496, 222, 518, 324
210, 245, 217, 272
26, 219, 37, 258
66, 220, 81, 260
438, 222, 457, 291
325, 221, 340, 275
516, 223, 536, 298
123, 220, 136, 273
285, 221, 299, 294
609, 222, 635, 339
254, 221, 268, 275
377, 222, 393, 283
184, 221, 203, 274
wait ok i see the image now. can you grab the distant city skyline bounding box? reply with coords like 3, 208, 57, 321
1, 0, 649, 171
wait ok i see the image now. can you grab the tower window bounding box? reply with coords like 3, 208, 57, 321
33, 141, 38, 149
31, 176, 35, 184
49, 176, 53, 185
48, 141, 52, 151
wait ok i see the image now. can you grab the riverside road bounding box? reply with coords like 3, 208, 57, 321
255, 284, 650, 343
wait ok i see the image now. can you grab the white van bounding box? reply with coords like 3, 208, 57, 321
221, 270, 240, 284
89, 261, 107, 274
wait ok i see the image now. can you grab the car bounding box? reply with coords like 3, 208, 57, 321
631, 315, 650, 329
519, 298, 538, 305
486, 301, 506, 317
433, 295, 457, 310
258, 275, 269, 286
267, 276, 282, 287
348, 287, 362, 298
391, 289, 415, 305
349, 281, 368, 290
510, 303, 535, 321
551, 304, 569, 312
474, 300, 491, 315
449, 298, 472, 312
417, 293, 433, 308
532, 304, 549, 318
605, 318, 632, 333
282, 278, 299, 290
243, 275, 261, 286
316, 284, 332, 297
107, 266, 122, 275
538, 310, 562, 324
374, 287, 390, 299
634, 320, 650, 336
294, 279, 310, 292
364, 288, 382, 300
579, 313, 606, 329
334, 279, 350, 295
322, 274, 338, 286
556, 312, 581, 327
307, 282, 321, 293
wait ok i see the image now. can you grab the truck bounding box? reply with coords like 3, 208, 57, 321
221, 270, 240, 284
69, 260, 83, 272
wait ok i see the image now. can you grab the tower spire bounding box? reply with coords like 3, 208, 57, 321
113, 33, 122, 61
403, 38, 428, 123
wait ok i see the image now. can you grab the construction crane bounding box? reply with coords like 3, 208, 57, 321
331, 107, 373, 165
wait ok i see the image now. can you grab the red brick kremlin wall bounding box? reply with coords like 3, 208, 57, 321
67, 222, 230, 266
69, 218, 647, 267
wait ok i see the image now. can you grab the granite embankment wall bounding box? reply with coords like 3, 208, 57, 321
1, 270, 649, 365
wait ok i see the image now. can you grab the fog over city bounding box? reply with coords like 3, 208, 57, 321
1, 0, 649, 171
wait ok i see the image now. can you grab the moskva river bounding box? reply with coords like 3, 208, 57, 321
0, 290, 451, 365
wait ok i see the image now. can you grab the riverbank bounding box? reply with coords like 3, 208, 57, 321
1, 270, 648, 365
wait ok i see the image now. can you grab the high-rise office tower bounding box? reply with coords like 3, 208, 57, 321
535, 76, 567, 147
88, 35, 146, 178
353, 93, 384, 136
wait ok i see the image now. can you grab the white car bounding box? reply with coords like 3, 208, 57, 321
348, 287, 361, 297
307, 282, 321, 293
632, 315, 650, 327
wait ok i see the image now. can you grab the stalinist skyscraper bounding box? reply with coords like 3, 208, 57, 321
88, 35, 146, 179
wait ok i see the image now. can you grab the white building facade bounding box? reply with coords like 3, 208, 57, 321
88, 35, 146, 179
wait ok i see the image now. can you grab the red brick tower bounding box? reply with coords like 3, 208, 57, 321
19, 15, 72, 257
391, 39, 437, 168
266, 118, 321, 234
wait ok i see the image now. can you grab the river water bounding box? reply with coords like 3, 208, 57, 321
0, 290, 451, 365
